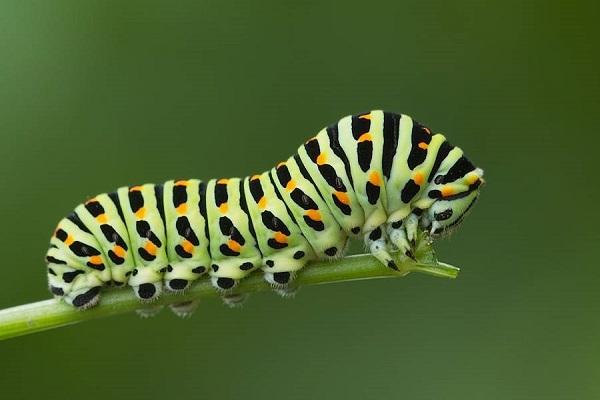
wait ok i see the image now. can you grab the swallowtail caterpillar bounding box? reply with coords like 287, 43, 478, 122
45, 110, 484, 311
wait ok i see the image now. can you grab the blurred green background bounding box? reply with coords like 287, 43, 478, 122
0, 0, 598, 398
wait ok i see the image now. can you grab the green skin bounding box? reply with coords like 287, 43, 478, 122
45, 110, 484, 309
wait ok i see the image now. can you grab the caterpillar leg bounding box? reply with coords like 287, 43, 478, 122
387, 211, 421, 260
364, 226, 398, 270
128, 267, 164, 302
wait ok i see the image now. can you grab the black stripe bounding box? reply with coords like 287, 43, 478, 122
428, 141, 454, 183
239, 178, 260, 249
198, 181, 210, 258
382, 112, 399, 179
154, 183, 165, 226
108, 191, 126, 224
294, 154, 326, 204
268, 170, 299, 226
326, 124, 354, 188
67, 212, 91, 234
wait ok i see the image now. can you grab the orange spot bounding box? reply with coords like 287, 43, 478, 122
89, 255, 102, 265
285, 180, 296, 192
413, 171, 425, 185
359, 113, 372, 120
65, 235, 74, 246
96, 214, 108, 223
219, 203, 229, 214
418, 142, 429, 150
228, 240, 241, 253
258, 196, 267, 209
129, 185, 143, 192
217, 178, 229, 184
135, 207, 146, 219
113, 245, 125, 258
316, 153, 327, 165
182, 240, 194, 254
369, 171, 381, 186
306, 209, 322, 221
176, 203, 187, 214
175, 180, 189, 187
251, 174, 261, 181
273, 231, 288, 244
441, 186, 454, 197
334, 191, 350, 205
144, 242, 157, 256
358, 133, 372, 143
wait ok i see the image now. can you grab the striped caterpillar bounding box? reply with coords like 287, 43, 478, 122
45, 110, 484, 311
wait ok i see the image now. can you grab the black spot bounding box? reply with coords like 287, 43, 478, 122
47, 267, 57, 276
239, 262, 254, 271
332, 193, 352, 215
303, 215, 325, 231
137, 283, 156, 299
368, 228, 382, 241
108, 250, 125, 264
266, 260, 275, 267
72, 286, 100, 307
138, 247, 156, 261
132, 268, 138, 276
62, 269, 84, 283
217, 277, 235, 290
291, 189, 318, 210
50, 286, 64, 296
211, 264, 219, 272
128, 189, 144, 213
220, 243, 240, 257
169, 279, 188, 290
167, 265, 173, 272
293, 251, 305, 259
351, 227, 361, 234
325, 247, 337, 256
175, 244, 193, 258
357, 141, 373, 172
172, 184, 188, 207
84, 200, 105, 217
391, 221, 402, 229
275, 164, 292, 186
387, 260, 399, 271
46, 256, 66, 265
365, 181, 380, 205
55, 228, 68, 241
268, 238, 288, 249
435, 209, 453, 221
248, 177, 265, 202
273, 272, 291, 284
429, 190, 442, 199
401, 179, 420, 203
214, 180, 228, 207
192, 266, 206, 274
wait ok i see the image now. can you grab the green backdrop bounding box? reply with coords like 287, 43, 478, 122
0, 1, 598, 399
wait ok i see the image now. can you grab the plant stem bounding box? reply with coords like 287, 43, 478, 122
0, 237, 458, 341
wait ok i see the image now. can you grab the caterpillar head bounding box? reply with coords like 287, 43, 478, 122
417, 145, 485, 238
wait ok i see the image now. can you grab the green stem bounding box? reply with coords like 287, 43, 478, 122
0, 237, 458, 341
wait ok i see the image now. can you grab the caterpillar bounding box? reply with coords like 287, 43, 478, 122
45, 110, 484, 310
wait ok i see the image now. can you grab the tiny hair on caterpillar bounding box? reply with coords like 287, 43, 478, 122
45, 110, 484, 310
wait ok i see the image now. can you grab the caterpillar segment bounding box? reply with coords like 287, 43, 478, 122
45, 110, 485, 310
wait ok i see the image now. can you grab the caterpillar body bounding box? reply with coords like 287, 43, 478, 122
45, 110, 484, 310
